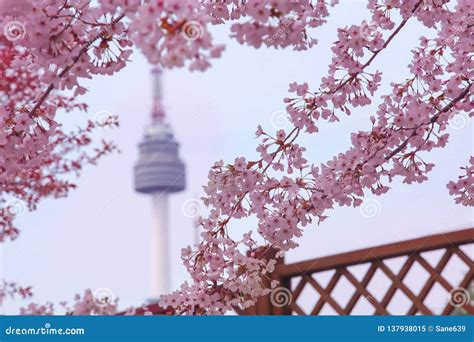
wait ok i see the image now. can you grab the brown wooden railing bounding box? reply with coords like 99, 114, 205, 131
236, 228, 473, 315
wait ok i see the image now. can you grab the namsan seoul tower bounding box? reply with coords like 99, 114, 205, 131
134, 68, 186, 300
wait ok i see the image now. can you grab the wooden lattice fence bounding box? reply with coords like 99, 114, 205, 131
125, 228, 473, 316
236, 228, 473, 315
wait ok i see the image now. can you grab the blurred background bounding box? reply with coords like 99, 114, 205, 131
1, 1, 472, 314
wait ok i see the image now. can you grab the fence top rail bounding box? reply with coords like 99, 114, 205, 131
275, 228, 473, 279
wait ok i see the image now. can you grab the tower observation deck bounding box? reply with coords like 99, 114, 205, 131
134, 68, 185, 194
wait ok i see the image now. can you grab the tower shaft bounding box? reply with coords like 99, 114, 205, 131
150, 193, 170, 298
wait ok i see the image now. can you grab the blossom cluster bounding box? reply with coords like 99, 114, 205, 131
205, 0, 332, 50
20, 289, 118, 315
448, 157, 474, 206
129, 0, 225, 71
0, 0, 127, 241
158, 0, 473, 314
0, 281, 32, 308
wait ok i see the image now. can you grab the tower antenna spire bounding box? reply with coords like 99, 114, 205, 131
151, 67, 165, 123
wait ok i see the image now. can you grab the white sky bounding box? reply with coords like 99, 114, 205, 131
1, 2, 472, 314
